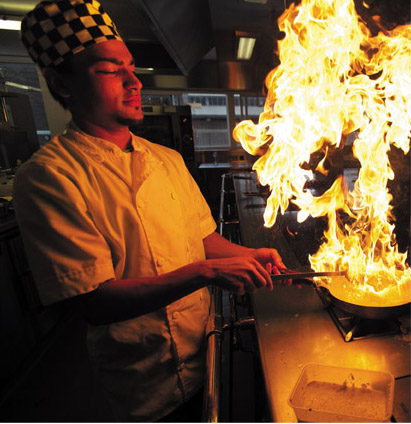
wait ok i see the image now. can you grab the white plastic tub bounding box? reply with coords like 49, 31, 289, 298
288, 364, 394, 422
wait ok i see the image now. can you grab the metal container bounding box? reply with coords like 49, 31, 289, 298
288, 364, 394, 422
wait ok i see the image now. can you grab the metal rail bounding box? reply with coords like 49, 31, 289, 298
203, 173, 229, 422
202, 285, 223, 422
203, 172, 257, 422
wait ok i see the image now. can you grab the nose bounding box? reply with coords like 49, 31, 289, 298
124, 70, 142, 91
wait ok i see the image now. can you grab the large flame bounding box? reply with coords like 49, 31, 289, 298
233, 0, 411, 305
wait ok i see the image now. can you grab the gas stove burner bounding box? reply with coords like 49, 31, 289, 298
338, 315, 402, 342
315, 287, 410, 342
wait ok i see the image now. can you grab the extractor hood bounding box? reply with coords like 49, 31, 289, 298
131, 0, 214, 76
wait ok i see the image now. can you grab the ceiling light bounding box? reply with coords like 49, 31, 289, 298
135, 67, 155, 74
236, 36, 256, 60
0, 18, 21, 31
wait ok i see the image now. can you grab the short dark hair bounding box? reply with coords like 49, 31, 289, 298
45, 58, 73, 110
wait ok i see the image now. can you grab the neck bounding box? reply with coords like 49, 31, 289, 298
72, 117, 131, 150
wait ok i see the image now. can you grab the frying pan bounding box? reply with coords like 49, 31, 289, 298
271, 272, 411, 320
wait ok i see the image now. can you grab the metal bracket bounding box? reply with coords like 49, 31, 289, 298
223, 316, 255, 332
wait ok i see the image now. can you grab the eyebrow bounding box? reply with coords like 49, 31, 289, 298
92, 57, 135, 66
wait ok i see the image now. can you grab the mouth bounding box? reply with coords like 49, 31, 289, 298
123, 96, 141, 108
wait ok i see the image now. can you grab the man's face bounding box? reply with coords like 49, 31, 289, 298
65, 40, 143, 129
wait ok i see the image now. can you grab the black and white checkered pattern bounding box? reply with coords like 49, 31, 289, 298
21, 0, 122, 69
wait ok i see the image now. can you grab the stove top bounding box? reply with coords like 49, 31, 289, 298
316, 286, 411, 342
232, 172, 410, 423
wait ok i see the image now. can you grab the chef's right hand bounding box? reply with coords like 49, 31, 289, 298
201, 257, 273, 295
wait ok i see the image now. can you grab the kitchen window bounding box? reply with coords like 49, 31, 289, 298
234, 94, 265, 124
182, 93, 230, 152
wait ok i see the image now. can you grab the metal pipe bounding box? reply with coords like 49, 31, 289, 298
203, 286, 223, 422
203, 173, 229, 422
217, 173, 227, 235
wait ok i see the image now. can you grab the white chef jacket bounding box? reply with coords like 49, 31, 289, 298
13, 122, 216, 421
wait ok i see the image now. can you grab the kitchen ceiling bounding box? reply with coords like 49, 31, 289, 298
0, 0, 287, 91
98, 0, 286, 75
0, 0, 409, 91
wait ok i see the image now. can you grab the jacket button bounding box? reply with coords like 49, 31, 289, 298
157, 257, 165, 267
171, 192, 177, 200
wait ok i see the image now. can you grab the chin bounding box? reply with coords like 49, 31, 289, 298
117, 116, 144, 127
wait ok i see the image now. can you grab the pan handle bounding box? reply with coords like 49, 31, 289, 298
270, 271, 346, 281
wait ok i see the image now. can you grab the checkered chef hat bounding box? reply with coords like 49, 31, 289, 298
20, 0, 123, 69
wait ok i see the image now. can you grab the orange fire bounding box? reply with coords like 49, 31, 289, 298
233, 0, 411, 305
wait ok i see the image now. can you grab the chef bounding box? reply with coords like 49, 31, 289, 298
14, 0, 288, 421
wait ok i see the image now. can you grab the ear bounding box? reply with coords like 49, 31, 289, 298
42, 67, 72, 99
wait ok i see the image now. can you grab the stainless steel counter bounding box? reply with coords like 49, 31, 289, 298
233, 171, 411, 422
252, 286, 410, 422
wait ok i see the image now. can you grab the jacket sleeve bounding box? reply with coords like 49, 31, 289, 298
13, 162, 115, 306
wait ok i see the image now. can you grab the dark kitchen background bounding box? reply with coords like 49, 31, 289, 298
0, 0, 410, 422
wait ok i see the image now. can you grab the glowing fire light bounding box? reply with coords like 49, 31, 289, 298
233, 0, 411, 305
